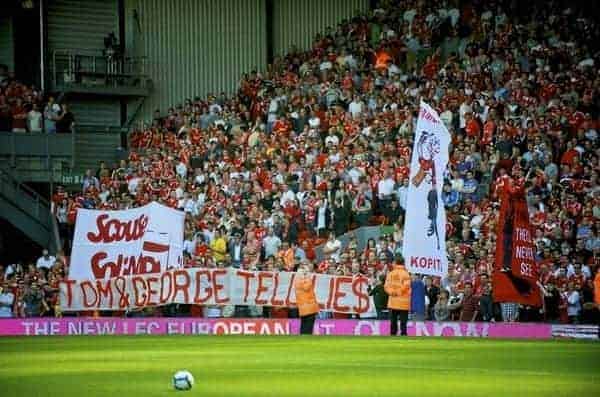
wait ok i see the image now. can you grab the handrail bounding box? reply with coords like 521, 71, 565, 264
0, 168, 59, 253
51, 48, 149, 90
0, 132, 74, 158
50, 202, 62, 254
0, 168, 51, 208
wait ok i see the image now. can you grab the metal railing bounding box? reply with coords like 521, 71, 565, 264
0, 168, 60, 252
0, 131, 75, 171
51, 48, 150, 90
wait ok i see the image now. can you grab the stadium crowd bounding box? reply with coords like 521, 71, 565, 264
0, 0, 599, 324
0, 64, 75, 133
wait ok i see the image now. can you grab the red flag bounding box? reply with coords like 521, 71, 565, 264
493, 190, 542, 307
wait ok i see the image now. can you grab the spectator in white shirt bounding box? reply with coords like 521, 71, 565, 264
322, 232, 342, 262
566, 263, 591, 280
308, 111, 320, 130
459, 96, 473, 129
43, 97, 61, 133
378, 169, 396, 220
82, 169, 100, 192
448, 7, 460, 27
183, 232, 196, 255
566, 282, 581, 323
319, 60, 333, 71
348, 95, 363, 117
27, 104, 43, 132
263, 229, 282, 259
36, 249, 55, 270
0, 281, 14, 318
176, 161, 188, 179
396, 178, 410, 210
324, 130, 340, 147
347, 160, 364, 185
377, 170, 396, 201
279, 184, 296, 206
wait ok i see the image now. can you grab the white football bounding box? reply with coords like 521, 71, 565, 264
173, 370, 194, 391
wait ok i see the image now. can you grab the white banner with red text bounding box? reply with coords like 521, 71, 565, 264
69, 202, 185, 280
60, 268, 376, 315
403, 101, 450, 276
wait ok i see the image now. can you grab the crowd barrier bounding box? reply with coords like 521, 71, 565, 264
1, 318, 597, 339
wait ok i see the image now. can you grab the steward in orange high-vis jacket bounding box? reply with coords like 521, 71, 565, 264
385, 255, 411, 336
294, 266, 319, 335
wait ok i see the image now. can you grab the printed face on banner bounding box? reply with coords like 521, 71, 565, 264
69, 202, 185, 280
403, 102, 450, 277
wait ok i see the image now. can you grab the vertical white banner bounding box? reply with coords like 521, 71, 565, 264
402, 101, 450, 276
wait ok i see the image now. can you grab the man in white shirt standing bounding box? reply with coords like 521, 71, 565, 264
322, 232, 342, 262
263, 229, 282, 259
347, 159, 364, 186
324, 130, 340, 147
82, 169, 100, 193
0, 281, 14, 318
459, 95, 473, 130
566, 282, 581, 324
279, 184, 296, 206
348, 95, 363, 118
27, 104, 43, 132
176, 160, 188, 179
36, 249, 55, 270
378, 169, 396, 221
396, 178, 410, 210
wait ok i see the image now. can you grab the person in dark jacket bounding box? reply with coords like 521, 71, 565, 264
410, 274, 426, 321
228, 233, 244, 268
543, 282, 561, 322
368, 274, 389, 319
332, 194, 352, 236
386, 199, 403, 225
424, 276, 439, 320
479, 281, 494, 321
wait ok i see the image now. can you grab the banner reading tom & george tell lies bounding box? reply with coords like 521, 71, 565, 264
69, 202, 185, 280
403, 101, 450, 276
59, 268, 375, 316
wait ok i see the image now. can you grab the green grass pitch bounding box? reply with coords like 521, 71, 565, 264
0, 336, 598, 396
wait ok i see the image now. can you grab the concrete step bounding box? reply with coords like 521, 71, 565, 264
74, 132, 122, 172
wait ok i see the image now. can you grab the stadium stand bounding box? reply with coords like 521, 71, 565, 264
0, 0, 598, 325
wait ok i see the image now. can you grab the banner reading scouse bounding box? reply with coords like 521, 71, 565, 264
69, 202, 185, 280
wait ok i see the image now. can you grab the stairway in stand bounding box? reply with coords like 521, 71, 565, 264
74, 131, 123, 173
0, 168, 59, 252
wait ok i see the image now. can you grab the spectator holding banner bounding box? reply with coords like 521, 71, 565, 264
294, 265, 319, 335
384, 255, 411, 336
368, 273, 389, 320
